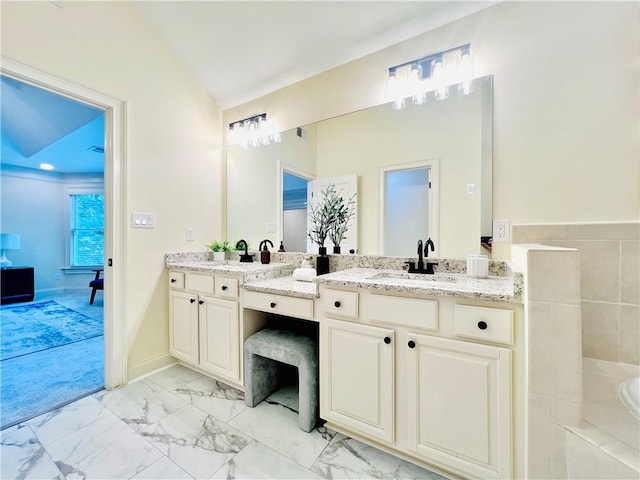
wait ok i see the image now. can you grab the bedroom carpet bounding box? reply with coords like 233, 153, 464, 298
0, 299, 104, 429
0, 300, 103, 361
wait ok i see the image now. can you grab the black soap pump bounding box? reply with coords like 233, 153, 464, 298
259, 239, 274, 264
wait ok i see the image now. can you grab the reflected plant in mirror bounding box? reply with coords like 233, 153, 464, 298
307, 186, 333, 251
326, 185, 357, 254
307, 183, 357, 254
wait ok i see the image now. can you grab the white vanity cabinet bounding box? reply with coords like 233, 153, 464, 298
318, 285, 518, 480
169, 270, 242, 385
405, 333, 512, 479
321, 318, 395, 443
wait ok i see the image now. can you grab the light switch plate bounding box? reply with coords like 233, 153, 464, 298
186, 227, 195, 241
266, 222, 277, 233
132, 213, 156, 229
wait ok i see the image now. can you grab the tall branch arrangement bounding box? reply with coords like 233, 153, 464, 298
308, 183, 357, 248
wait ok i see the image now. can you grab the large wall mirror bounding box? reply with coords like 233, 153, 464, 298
226, 75, 493, 258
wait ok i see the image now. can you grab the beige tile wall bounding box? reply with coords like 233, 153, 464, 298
511, 244, 583, 479
513, 222, 640, 366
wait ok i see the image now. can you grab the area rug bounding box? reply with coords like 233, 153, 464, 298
1, 335, 104, 429
0, 300, 103, 360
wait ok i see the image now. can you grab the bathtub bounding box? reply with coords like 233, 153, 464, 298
619, 375, 640, 420
566, 358, 640, 479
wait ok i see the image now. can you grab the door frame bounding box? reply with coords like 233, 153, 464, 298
1, 56, 128, 389
277, 160, 315, 252
378, 158, 440, 257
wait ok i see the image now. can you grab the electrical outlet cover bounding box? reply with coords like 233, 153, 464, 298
493, 220, 511, 243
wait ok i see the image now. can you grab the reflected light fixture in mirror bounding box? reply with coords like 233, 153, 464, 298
387, 43, 474, 108
228, 113, 281, 149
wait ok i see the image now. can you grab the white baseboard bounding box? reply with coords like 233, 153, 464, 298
127, 352, 176, 383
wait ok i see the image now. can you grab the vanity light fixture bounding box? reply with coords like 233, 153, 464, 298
386, 43, 475, 109
227, 113, 281, 149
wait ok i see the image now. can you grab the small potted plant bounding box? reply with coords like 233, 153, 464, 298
207, 240, 232, 262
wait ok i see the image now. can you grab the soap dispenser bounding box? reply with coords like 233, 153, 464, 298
259, 239, 274, 264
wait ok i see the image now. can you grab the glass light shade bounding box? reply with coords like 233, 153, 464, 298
458, 47, 474, 95
431, 56, 449, 101
387, 70, 405, 110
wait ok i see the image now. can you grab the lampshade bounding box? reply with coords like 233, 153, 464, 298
0, 233, 20, 250
0, 233, 20, 267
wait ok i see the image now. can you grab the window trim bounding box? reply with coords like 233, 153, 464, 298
65, 185, 105, 268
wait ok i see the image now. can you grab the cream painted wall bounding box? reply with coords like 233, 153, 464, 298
224, 2, 639, 260
1, 2, 224, 376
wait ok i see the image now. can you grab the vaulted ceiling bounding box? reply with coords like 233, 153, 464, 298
0, 76, 105, 174
0, 1, 494, 174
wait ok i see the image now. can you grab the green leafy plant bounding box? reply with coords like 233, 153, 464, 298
308, 183, 357, 248
327, 187, 357, 247
207, 240, 232, 252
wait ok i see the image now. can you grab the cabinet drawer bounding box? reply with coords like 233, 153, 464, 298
169, 271, 185, 290
454, 305, 514, 345
215, 276, 239, 299
322, 289, 358, 319
243, 290, 314, 320
369, 294, 438, 331
185, 273, 215, 296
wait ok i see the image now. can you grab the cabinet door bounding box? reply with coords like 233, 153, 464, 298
169, 290, 199, 364
321, 319, 394, 443
199, 296, 240, 383
406, 334, 512, 479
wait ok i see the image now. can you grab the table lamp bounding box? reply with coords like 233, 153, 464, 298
0, 233, 21, 267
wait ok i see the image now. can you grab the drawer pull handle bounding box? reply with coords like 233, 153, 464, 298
477, 321, 488, 330
221, 285, 228, 291
384, 336, 391, 344
334, 301, 341, 308
408, 340, 416, 349
270, 302, 277, 308
190, 298, 196, 304
171, 278, 177, 283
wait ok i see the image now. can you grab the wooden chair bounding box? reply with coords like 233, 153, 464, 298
89, 269, 104, 305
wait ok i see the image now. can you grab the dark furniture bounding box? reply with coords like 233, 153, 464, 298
1, 266, 35, 305
89, 269, 103, 305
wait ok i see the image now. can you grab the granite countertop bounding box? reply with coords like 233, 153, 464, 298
243, 276, 319, 300
165, 259, 294, 283
316, 268, 522, 303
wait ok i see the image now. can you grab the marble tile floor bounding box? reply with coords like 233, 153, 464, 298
1, 364, 447, 480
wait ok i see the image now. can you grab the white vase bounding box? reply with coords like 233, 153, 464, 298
213, 251, 226, 262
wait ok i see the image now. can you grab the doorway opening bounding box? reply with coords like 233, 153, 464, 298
0, 58, 126, 428
380, 160, 438, 257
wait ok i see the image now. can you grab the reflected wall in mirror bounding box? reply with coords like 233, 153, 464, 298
226, 75, 492, 258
